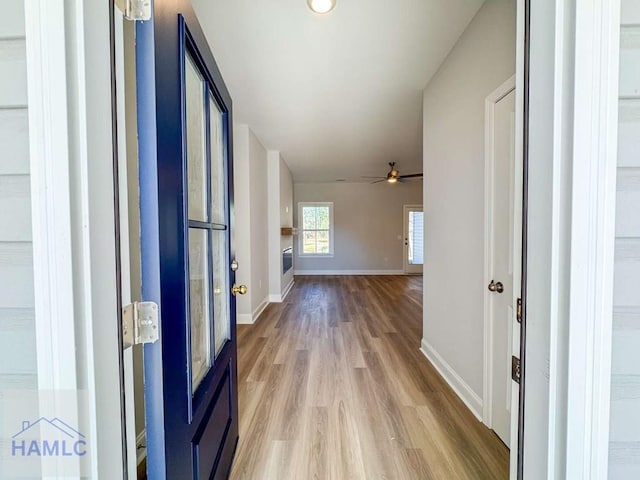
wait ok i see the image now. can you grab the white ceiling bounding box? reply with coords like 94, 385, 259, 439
192, 0, 484, 182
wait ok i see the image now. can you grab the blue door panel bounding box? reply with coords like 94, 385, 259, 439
136, 2, 239, 478
193, 367, 232, 479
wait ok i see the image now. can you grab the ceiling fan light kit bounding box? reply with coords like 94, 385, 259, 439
307, 0, 336, 14
359, 163, 423, 184
364, 162, 423, 184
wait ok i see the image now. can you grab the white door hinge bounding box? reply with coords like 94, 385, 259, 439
123, 301, 159, 349
115, 0, 151, 21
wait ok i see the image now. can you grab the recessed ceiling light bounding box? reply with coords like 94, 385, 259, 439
307, 0, 336, 14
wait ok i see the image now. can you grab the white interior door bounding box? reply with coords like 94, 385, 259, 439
403, 205, 424, 274
488, 87, 517, 447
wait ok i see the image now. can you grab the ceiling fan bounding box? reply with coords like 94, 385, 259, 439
362, 162, 424, 184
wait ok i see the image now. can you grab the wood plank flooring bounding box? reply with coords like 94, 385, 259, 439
230, 275, 509, 479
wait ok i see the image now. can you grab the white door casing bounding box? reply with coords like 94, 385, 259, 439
484, 79, 518, 447
26, 0, 127, 477
484, 75, 522, 452
523, 0, 619, 478
112, 7, 139, 479
510, 3, 526, 475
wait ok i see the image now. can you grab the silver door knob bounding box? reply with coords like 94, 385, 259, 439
231, 259, 239, 272
488, 280, 504, 293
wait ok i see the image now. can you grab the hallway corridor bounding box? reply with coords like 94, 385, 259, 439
231, 276, 508, 479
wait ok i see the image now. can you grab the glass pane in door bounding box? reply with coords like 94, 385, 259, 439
212, 229, 229, 356
189, 228, 212, 392
209, 95, 230, 356
210, 97, 226, 225
408, 211, 424, 265
186, 54, 207, 222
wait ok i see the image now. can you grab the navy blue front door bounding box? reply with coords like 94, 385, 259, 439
136, 2, 239, 478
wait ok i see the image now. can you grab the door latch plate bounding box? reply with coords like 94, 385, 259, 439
123, 301, 159, 349
512, 355, 521, 384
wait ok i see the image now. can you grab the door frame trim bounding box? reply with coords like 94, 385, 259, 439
482, 75, 517, 434
521, 0, 619, 476
516, 1, 529, 477
25, 0, 79, 395
25, 0, 126, 477
111, 7, 139, 478
564, 0, 620, 477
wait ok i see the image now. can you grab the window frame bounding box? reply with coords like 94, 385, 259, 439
297, 202, 335, 258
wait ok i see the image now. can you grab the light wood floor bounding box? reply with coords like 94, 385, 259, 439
230, 275, 509, 479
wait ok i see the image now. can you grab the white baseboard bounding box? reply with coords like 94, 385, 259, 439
268, 279, 295, 303
420, 339, 483, 421
252, 297, 269, 323
237, 296, 270, 325
281, 278, 295, 300
237, 313, 253, 325
294, 269, 404, 276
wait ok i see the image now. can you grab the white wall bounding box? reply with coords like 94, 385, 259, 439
267, 151, 294, 300
0, 0, 36, 391
293, 182, 422, 273
234, 125, 270, 323
609, 1, 640, 477
267, 152, 279, 299
422, 0, 515, 405
249, 129, 269, 313
233, 125, 252, 321
279, 157, 294, 291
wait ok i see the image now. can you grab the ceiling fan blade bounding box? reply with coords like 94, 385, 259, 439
399, 173, 423, 179
370, 179, 387, 184
361, 176, 386, 179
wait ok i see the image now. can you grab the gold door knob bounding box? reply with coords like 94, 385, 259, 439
488, 280, 504, 293
231, 284, 248, 296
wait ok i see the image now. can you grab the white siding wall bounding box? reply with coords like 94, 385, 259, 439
0, 0, 36, 390
609, 1, 640, 478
